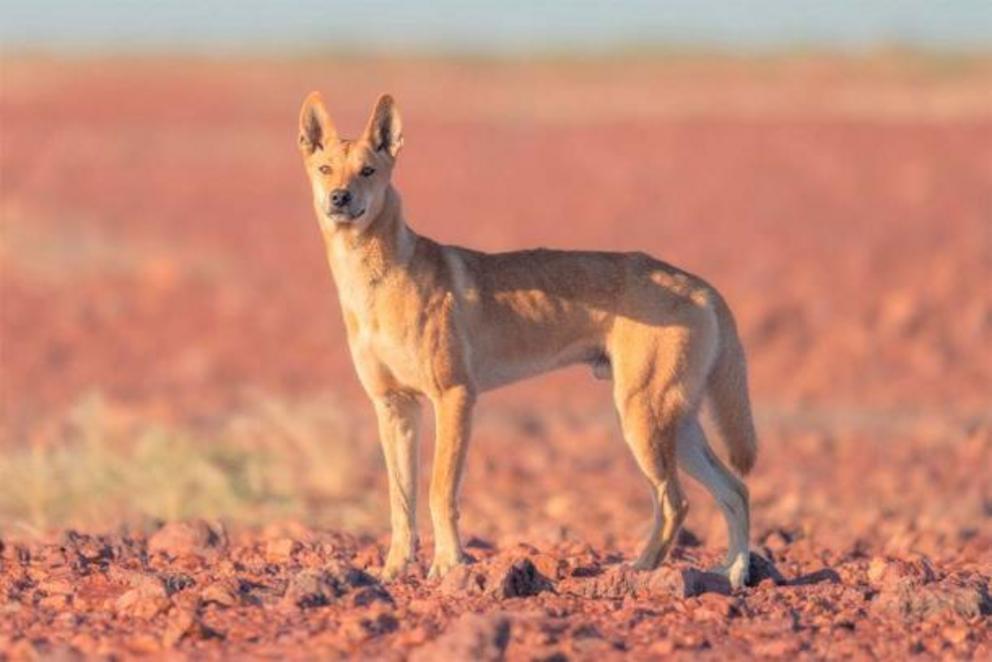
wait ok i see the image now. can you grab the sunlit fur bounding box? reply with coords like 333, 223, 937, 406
298, 92, 758, 588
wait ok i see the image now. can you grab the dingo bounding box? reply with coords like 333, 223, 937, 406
297, 92, 758, 588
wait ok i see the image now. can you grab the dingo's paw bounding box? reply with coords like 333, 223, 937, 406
709, 552, 749, 589
631, 556, 659, 572
427, 551, 469, 580
379, 547, 415, 582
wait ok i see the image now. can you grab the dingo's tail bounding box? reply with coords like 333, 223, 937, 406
707, 297, 758, 475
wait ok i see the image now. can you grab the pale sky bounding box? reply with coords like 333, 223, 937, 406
1, 0, 990, 54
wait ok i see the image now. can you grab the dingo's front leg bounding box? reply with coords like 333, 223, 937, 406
427, 386, 475, 579
373, 394, 422, 581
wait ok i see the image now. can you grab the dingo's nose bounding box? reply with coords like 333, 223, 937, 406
330, 189, 352, 208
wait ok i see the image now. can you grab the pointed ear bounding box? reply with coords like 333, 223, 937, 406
298, 91, 337, 154
363, 94, 404, 158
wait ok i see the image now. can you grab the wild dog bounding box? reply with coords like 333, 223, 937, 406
297, 92, 758, 588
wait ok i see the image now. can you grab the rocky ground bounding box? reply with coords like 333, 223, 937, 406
2, 56, 991, 658
2, 514, 990, 659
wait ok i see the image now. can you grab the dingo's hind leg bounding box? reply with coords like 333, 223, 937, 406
677, 418, 750, 588
618, 394, 688, 571
611, 320, 715, 571
611, 356, 693, 569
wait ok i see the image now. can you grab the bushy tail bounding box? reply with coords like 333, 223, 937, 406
707, 297, 758, 475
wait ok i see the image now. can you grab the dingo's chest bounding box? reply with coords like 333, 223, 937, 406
340, 294, 436, 394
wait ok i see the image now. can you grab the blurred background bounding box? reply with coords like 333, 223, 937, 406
1, 1, 990, 557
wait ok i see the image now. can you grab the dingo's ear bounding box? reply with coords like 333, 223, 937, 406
363, 94, 403, 158
299, 91, 337, 154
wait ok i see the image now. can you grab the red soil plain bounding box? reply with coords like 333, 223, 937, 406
1, 56, 991, 659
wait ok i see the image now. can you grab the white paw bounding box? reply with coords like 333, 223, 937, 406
427, 551, 467, 579
722, 552, 750, 589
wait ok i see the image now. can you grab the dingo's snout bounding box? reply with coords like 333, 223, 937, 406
330, 189, 352, 209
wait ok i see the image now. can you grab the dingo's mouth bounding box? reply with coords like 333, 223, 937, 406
326, 208, 365, 223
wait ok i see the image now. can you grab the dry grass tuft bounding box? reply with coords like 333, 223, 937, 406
0, 393, 385, 536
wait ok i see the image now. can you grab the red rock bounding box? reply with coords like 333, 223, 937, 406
200, 580, 238, 608
487, 557, 553, 599
162, 607, 196, 648
265, 538, 301, 564
352, 545, 384, 571
530, 553, 564, 580
148, 521, 228, 558
37, 594, 70, 610
439, 564, 487, 596
114, 581, 169, 620
692, 593, 740, 620
751, 637, 802, 657
942, 625, 970, 645
439, 557, 552, 599
282, 562, 382, 609
409, 613, 511, 662
650, 639, 676, 655
341, 610, 399, 642
867, 555, 936, 589
126, 634, 162, 654
872, 575, 991, 621
561, 565, 639, 600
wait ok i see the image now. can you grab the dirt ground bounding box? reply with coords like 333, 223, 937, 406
1, 55, 991, 659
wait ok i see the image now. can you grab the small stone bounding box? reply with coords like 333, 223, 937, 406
867, 557, 888, 585
200, 580, 238, 608
407, 598, 434, 614
38, 594, 70, 610
693, 593, 739, 619
126, 634, 162, 654
161, 573, 195, 595
69, 633, 98, 655
265, 538, 301, 564
487, 557, 553, 599
353, 545, 384, 571
866, 555, 936, 590
37, 578, 74, 596
341, 611, 399, 642
530, 553, 563, 580
162, 607, 196, 648
284, 568, 337, 609
115, 581, 169, 620
439, 564, 486, 596
650, 639, 676, 655
148, 521, 228, 558
751, 638, 802, 657
942, 625, 970, 645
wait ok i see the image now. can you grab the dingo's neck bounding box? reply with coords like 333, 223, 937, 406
323, 186, 418, 302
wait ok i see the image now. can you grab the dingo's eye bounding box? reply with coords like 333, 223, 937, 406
318, 165, 332, 175
360, 165, 375, 177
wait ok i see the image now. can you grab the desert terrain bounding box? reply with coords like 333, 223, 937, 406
1, 55, 991, 659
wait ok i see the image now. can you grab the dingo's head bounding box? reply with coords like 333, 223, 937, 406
298, 92, 403, 232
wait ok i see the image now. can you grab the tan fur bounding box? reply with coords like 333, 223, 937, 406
297, 92, 759, 587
